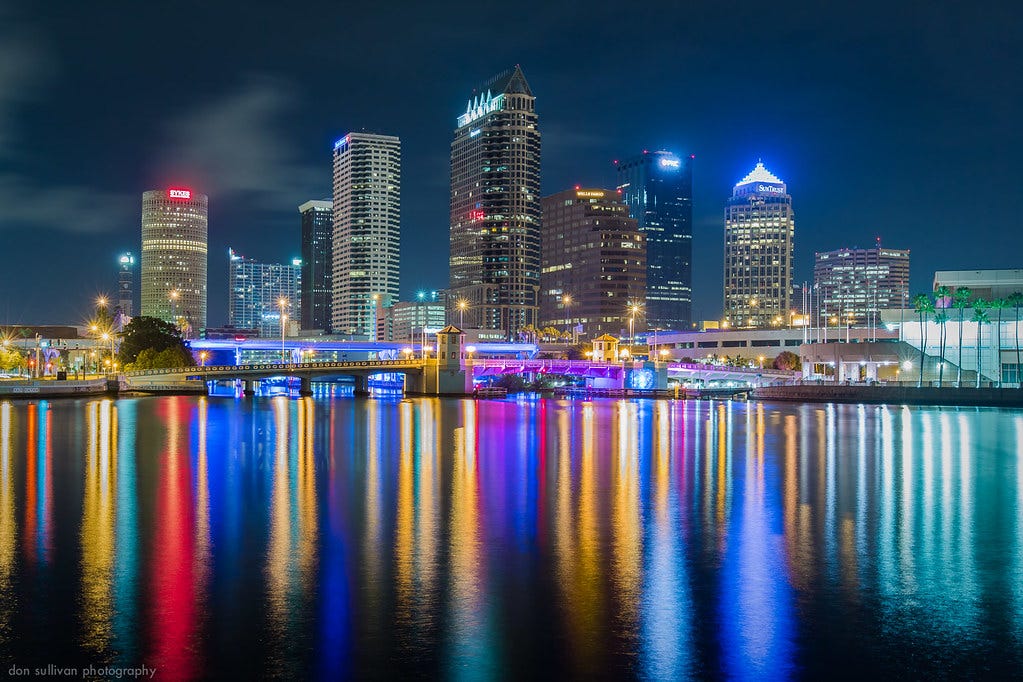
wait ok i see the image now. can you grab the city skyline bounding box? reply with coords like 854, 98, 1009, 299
0, 3, 1019, 326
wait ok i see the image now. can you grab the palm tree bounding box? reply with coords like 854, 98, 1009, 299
990, 298, 1007, 386
972, 300, 989, 388
934, 310, 950, 387
952, 286, 972, 387
933, 286, 952, 387
1011, 292, 1023, 388
912, 293, 933, 387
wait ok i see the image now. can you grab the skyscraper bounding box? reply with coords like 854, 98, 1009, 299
299, 199, 333, 333
116, 252, 134, 318
616, 150, 693, 331
331, 133, 400, 338
228, 248, 302, 339
723, 162, 794, 328
448, 65, 541, 336
814, 243, 910, 327
140, 188, 208, 336
540, 188, 646, 340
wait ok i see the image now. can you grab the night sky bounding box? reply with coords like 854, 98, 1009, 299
1, 1, 1020, 326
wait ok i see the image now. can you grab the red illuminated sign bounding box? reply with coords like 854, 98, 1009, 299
469, 209, 485, 222
168, 188, 192, 200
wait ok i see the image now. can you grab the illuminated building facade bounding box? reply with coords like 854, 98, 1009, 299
615, 150, 693, 331
116, 252, 134, 318
814, 244, 910, 327
540, 188, 646, 340
299, 199, 333, 333
448, 65, 541, 337
140, 188, 208, 336
724, 162, 794, 328
332, 132, 401, 339
228, 248, 301, 339
381, 297, 447, 344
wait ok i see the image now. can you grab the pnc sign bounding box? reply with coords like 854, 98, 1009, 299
168, 188, 192, 199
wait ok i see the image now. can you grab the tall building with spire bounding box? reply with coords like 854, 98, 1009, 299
615, 150, 693, 331
723, 161, 794, 328
331, 133, 401, 338
448, 65, 541, 336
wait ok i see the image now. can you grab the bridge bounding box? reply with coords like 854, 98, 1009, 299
472, 358, 797, 385
124, 359, 430, 396
124, 356, 796, 397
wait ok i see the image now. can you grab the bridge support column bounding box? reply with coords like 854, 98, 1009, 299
243, 380, 256, 397
299, 376, 313, 397
353, 375, 370, 397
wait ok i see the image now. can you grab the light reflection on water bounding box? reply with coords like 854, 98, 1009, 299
0, 396, 1019, 678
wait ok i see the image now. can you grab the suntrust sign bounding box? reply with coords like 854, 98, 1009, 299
757, 184, 784, 194
168, 189, 192, 199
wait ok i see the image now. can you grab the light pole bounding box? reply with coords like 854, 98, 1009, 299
371, 294, 379, 341
100, 331, 114, 375
563, 294, 574, 344
169, 289, 180, 330
416, 291, 426, 359
628, 303, 641, 355
457, 299, 468, 328
278, 297, 289, 364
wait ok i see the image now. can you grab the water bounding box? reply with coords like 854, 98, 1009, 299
0, 395, 1021, 679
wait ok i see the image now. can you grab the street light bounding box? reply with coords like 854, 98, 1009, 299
371, 294, 379, 341
169, 290, 180, 331
628, 303, 641, 353
465, 345, 476, 361
100, 331, 114, 374
199, 351, 208, 367
457, 299, 468, 328
562, 294, 575, 344
278, 297, 289, 363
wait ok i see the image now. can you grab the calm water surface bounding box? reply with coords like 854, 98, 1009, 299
0, 395, 1021, 679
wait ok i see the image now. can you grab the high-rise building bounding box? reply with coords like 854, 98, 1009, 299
380, 297, 447, 344
448, 65, 541, 337
814, 244, 910, 327
228, 248, 301, 338
615, 150, 693, 331
140, 188, 208, 336
540, 188, 646, 340
116, 253, 135, 318
299, 200, 333, 333
723, 162, 794, 328
331, 132, 401, 339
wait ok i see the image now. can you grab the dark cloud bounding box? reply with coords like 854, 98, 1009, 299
157, 75, 323, 210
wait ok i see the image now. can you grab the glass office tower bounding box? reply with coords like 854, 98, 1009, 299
616, 150, 693, 331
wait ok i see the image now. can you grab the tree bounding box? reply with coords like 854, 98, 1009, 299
1011, 292, 1023, 388
0, 347, 25, 373
773, 350, 801, 371
990, 298, 1007, 386
118, 316, 194, 367
972, 301, 989, 388
952, 286, 972, 387
912, 293, 934, 387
